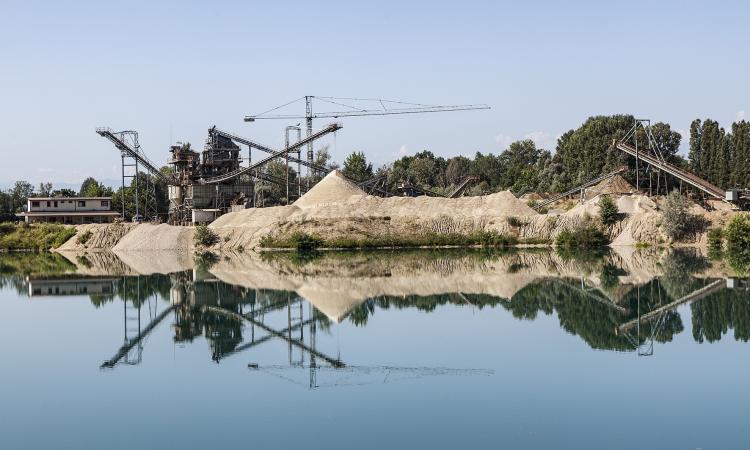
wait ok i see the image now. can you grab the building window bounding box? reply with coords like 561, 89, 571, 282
53, 201, 58, 207
47, 201, 51, 207
78, 201, 85, 207
101, 200, 109, 207
31, 201, 40, 207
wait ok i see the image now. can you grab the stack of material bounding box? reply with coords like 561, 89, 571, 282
584, 174, 635, 199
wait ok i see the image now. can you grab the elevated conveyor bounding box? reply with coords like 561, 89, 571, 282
210, 127, 331, 175
534, 166, 628, 210
448, 176, 479, 198
614, 141, 725, 199
198, 123, 341, 184
96, 128, 170, 183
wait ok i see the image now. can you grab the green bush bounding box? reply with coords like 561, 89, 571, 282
0, 223, 76, 250
77, 230, 92, 245
506, 216, 527, 228
725, 214, 750, 273
555, 223, 609, 250
707, 228, 724, 251
598, 195, 620, 226
725, 214, 750, 249
194, 224, 219, 247
291, 232, 323, 251
662, 191, 702, 241
260, 230, 519, 250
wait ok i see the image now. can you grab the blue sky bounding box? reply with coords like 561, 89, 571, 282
1, 0, 748, 185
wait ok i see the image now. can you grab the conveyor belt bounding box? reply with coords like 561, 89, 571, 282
198, 123, 341, 184
615, 141, 725, 199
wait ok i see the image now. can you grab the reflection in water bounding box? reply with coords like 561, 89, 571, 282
1, 248, 749, 385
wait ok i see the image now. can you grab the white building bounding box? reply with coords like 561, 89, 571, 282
17, 197, 120, 224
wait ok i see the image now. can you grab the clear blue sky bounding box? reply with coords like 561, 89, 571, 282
1, 0, 748, 185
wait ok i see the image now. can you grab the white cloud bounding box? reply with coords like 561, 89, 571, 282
495, 134, 513, 149
737, 110, 746, 122
398, 145, 408, 157
37, 168, 54, 174
523, 131, 556, 149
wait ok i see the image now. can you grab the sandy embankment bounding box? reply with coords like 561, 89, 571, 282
56, 170, 730, 252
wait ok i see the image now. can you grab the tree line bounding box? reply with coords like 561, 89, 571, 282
341, 114, 750, 197
0, 174, 168, 221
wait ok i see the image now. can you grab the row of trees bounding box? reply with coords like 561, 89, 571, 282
342, 114, 750, 197
688, 119, 750, 189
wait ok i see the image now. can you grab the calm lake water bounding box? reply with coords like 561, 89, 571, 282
0, 249, 748, 450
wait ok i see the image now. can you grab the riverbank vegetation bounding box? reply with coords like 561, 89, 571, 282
555, 223, 609, 250
0, 223, 76, 251
260, 230, 521, 251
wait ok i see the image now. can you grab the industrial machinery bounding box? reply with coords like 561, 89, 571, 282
98, 123, 341, 224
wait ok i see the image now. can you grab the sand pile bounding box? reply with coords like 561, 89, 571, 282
585, 174, 635, 199
520, 192, 547, 201
57, 223, 137, 251
616, 195, 656, 214
294, 171, 367, 208
565, 194, 656, 217
112, 224, 194, 251
299, 189, 537, 220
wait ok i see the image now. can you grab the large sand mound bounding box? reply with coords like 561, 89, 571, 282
294, 170, 367, 208
566, 194, 656, 217
585, 174, 635, 199
112, 223, 194, 251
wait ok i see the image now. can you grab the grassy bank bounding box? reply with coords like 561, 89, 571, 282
260, 230, 525, 251
0, 222, 76, 251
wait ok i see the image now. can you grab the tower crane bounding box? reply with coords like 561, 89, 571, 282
244, 96, 490, 178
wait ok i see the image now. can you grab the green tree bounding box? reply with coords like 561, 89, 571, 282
553, 115, 634, 190
445, 156, 472, 186
51, 188, 77, 197
341, 151, 373, 182
79, 177, 112, 197
37, 182, 53, 197
599, 195, 619, 226
10, 181, 33, 212
661, 191, 695, 241
729, 121, 750, 188
497, 139, 551, 194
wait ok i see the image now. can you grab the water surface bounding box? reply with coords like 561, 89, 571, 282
0, 249, 748, 449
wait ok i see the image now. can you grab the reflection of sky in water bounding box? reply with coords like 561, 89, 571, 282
0, 249, 749, 449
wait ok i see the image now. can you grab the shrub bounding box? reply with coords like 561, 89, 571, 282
556, 223, 609, 250
707, 228, 724, 251
291, 232, 323, 251
0, 223, 75, 250
598, 195, 620, 226
194, 224, 219, 247
661, 191, 697, 241
725, 214, 750, 273
77, 230, 92, 245
0, 223, 14, 235
725, 214, 750, 250
506, 216, 527, 228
